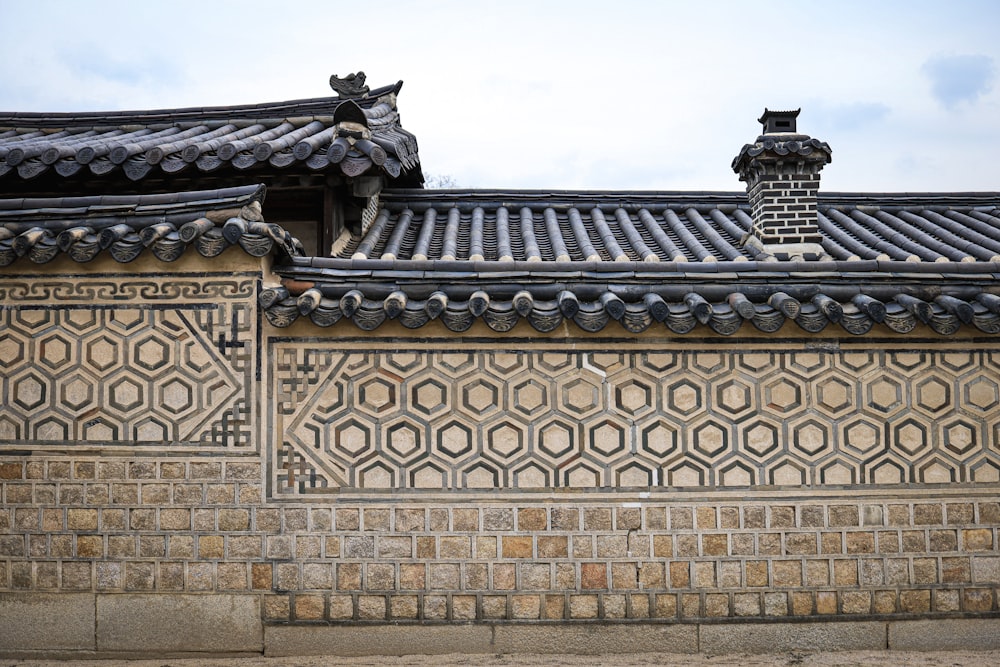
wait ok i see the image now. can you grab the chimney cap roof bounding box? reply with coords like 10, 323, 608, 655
758, 108, 801, 134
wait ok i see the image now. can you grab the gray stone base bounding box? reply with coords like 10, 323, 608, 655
889, 619, 1000, 651
3, 594, 1000, 659
0, 593, 261, 657
96, 594, 262, 653
699, 621, 886, 654
0, 593, 95, 652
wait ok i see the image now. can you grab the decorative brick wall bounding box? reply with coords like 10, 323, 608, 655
270, 342, 1000, 496
2, 255, 999, 655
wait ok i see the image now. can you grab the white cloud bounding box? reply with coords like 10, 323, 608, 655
922, 54, 995, 109
1, 0, 999, 192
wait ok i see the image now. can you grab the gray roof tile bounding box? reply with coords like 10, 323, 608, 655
0, 81, 420, 185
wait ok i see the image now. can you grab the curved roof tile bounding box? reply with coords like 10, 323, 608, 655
335, 190, 1000, 264
0, 184, 303, 265
0, 80, 421, 186
264, 189, 1000, 335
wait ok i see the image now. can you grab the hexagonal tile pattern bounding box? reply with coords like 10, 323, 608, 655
741, 419, 780, 460
485, 420, 526, 460
0, 276, 254, 451
762, 376, 804, 414
269, 343, 1000, 496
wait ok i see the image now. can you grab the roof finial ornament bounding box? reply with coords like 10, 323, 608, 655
329, 72, 370, 99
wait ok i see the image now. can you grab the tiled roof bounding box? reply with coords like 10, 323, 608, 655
0, 184, 302, 264
266, 189, 1000, 335
0, 81, 420, 186
3, 184, 999, 337
339, 190, 1000, 263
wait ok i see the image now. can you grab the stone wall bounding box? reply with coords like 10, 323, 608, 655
1, 254, 999, 656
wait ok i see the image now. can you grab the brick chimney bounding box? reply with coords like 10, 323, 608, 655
732, 109, 832, 260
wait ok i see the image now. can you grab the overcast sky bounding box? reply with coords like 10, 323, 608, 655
1, 0, 998, 193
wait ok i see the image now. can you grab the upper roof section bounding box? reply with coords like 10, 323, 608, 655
0, 75, 421, 188
337, 190, 1000, 264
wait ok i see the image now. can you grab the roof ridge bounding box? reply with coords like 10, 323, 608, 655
0, 82, 404, 128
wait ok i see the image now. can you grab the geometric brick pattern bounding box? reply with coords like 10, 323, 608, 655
0, 276, 256, 451
269, 344, 1000, 497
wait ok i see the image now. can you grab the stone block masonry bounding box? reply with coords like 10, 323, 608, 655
1, 455, 998, 626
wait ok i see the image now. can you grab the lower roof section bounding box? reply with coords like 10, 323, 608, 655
336, 189, 1000, 264
0, 184, 303, 264
264, 265, 1000, 336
